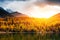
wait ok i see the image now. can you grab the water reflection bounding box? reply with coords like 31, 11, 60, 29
0, 33, 60, 40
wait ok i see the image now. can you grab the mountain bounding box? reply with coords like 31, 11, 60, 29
0, 7, 28, 18
0, 7, 13, 18
6, 9, 13, 13
11, 12, 28, 17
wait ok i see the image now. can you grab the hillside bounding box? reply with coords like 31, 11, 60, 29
47, 13, 60, 26
0, 7, 60, 33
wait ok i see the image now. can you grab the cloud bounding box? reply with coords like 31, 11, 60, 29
3, 1, 35, 13
47, 0, 60, 3
0, 0, 27, 1
2, 0, 46, 12
47, 0, 60, 5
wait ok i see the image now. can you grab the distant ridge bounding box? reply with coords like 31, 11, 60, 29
11, 12, 28, 17
0, 7, 13, 18
50, 13, 60, 19
52, 13, 60, 18
48, 13, 60, 24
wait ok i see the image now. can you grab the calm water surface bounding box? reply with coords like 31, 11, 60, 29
0, 33, 60, 40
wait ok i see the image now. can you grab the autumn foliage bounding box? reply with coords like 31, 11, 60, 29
0, 16, 60, 33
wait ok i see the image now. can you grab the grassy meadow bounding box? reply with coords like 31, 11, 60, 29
0, 17, 60, 33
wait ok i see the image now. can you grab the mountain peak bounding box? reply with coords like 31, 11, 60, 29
0, 7, 13, 18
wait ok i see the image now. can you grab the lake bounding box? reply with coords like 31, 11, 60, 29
0, 33, 60, 40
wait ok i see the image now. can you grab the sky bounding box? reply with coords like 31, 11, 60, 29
0, 0, 60, 18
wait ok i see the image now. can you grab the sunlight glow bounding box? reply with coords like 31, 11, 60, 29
28, 5, 60, 18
